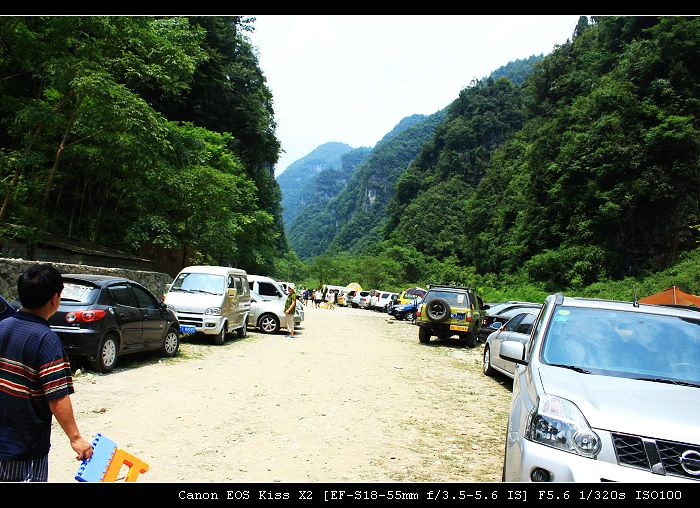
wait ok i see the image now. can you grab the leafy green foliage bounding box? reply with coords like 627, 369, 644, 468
0, 16, 282, 273
386, 17, 700, 287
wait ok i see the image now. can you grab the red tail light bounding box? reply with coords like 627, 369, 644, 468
66, 310, 107, 323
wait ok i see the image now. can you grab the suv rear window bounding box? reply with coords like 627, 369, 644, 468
426, 290, 471, 307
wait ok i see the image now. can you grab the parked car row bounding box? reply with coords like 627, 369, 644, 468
0, 266, 303, 375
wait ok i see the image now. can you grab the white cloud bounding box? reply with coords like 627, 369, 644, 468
248, 15, 581, 175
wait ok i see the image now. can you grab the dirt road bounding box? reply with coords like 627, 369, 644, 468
48, 304, 513, 483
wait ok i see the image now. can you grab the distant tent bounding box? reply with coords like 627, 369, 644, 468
639, 286, 700, 306
345, 282, 362, 291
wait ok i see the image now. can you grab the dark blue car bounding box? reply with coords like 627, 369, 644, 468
0, 295, 17, 321
387, 298, 422, 322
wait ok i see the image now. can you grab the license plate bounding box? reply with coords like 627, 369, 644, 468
451, 313, 465, 320
450, 325, 469, 331
180, 325, 196, 335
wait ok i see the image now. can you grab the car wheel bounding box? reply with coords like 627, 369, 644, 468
465, 331, 479, 348
483, 345, 496, 376
89, 333, 119, 374
427, 298, 450, 322
418, 327, 431, 343
213, 325, 226, 345
258, 314, 280, 334
236, 318, 248, 338
160, 325, 180, 357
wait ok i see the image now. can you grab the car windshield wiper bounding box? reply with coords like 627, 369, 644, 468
633, 377, 700, 388
550, 364, 592, 374
171, 288, 192, 293
60, 298, 82, 302
191, 289, 219, 295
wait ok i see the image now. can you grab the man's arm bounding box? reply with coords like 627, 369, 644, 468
48, 395, 93, 461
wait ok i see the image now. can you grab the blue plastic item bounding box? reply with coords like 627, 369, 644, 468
74, 433, 117, 482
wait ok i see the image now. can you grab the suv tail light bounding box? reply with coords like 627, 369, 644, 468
66, 310, 107, 323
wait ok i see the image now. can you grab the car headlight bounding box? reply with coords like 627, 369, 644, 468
205, 307, 222, 316
526, 394, 601, 458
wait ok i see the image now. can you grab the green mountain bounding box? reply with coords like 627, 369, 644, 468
489, 54, 545, 86
288, 112, 446, 259
276, 142, 353, 227
387, 16, 700, 287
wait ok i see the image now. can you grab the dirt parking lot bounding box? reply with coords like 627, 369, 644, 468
48, 304, 513, 483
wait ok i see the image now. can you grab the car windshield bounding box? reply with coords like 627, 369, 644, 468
426, 290, 470, 307
171, 273, 225, 295
61, 282, 99, 304
541, 306, 700, 385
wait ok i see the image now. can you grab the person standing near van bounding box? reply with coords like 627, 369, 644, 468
284, 286, 297, 339
0, 264, 93, 482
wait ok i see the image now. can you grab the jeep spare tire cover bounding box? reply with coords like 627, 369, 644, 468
427, 298, 450, 322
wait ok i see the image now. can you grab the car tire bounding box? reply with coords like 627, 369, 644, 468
89, 333, 119, 374
419, 327, 431, 343
160, 325, 180, 357
213, 325, 226, 345
258, 314, 280, 334
465, 331, 479, 348
426, 298, 450, 322
483, 345, 496, 376
236, 318, 248, 338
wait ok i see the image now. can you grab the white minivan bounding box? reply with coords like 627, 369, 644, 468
247, 275, 287, 302
164, 266, 251, 345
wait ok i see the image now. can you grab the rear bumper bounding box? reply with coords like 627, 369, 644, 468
52, 326, 102, 358
416, 322, 476, 334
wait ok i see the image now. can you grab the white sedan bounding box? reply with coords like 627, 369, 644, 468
248, 291, 304, 334
482, 308, 540, 378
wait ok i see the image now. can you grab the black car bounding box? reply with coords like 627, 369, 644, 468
48, 274, 180, 373
477, 303, 542, 342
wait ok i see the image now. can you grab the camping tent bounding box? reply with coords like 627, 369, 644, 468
639, 286, 700, 306
345, 282, 362, 291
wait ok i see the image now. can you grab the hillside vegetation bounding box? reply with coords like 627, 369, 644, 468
279, 17, 700, 300
0, 16, 282, 273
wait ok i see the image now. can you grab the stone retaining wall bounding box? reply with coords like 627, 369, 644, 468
0, 258, 173, 301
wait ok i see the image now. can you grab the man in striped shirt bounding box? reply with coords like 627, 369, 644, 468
0, 264, 93, 482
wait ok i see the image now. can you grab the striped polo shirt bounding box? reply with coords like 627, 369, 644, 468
0, 311, 74, 459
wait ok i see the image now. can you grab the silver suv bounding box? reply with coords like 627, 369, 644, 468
501, 293, 700, 482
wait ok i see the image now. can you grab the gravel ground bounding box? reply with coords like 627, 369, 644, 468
48, 304, 513, 483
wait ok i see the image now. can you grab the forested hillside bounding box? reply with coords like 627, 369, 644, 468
276, 141, 354, 227
282, 17, 700, 299
385, 16, 700, 288
0, 16, 282, 273
287, 112, 446, 259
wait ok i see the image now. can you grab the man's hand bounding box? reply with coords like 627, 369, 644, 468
71, 436, 94, 461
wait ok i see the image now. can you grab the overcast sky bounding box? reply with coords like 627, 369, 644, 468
248, 15, 582, 176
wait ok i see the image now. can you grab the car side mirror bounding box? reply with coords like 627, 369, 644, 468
483, 304, 490, 310
490, 321, 502, 329
165, 283, 172, 292
500, 341, 527, 365
228, 288, 237, 297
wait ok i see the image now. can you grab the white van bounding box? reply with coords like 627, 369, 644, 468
164, 266, 251, 345
247, 275, 287, 302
